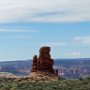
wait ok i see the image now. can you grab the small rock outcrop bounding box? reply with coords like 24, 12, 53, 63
31, 46, 58, 75
0, 72, 18, 78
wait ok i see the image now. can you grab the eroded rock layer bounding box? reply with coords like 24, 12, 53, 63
32, 46, 56, 74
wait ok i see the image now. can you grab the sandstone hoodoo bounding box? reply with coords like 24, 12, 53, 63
28, 46, 59, 81
31, 46, 58, 75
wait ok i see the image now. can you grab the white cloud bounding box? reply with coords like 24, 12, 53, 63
0, 29, 36, 32
0, 0, 90, 23
15, 36, 31, 39
0, 36, 31, 39
81, 36, 90, 45
74, 36, 90, 45
75, 37, 81, 41
45, 42, 67, 47
42, 36, 90, 47
66, 52, 81, 57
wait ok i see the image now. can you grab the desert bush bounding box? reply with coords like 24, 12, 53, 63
0, 77, 90, 90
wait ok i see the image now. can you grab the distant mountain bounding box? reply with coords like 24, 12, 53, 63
55, 58, 90, 66
0, 58, 90, 79
0, 60, 32, 76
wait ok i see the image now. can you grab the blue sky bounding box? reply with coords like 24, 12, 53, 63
0, 0, 90, 61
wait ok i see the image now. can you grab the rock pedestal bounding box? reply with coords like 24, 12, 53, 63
31, 46, 55, 73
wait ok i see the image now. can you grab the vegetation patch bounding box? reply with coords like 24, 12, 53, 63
0, 77, 90, 90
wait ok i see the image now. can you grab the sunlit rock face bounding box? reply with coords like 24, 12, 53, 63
31, 46, 55, 73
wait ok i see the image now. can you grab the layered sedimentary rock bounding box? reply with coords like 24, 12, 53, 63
31, 46, 56, 74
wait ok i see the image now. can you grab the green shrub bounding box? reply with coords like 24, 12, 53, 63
0, 77, 90, 90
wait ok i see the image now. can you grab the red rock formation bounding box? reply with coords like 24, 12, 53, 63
32, 55, 38, 71
32, 46, 55, 73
